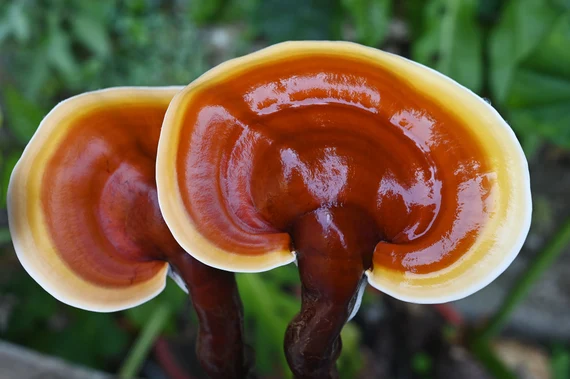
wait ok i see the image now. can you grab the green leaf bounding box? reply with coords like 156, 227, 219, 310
71, 311, 129, 359
75, 0, 117, 20
124, 0, 147, 13
24, 52, 52, 100
72, 15, 111, 57
342, 0, 392, 46
412, 0, 483, 93
552, 0, 570, 10
219, 0, 259, 22
189, 0, 225, 24
2, 87, 45, 145
489, 0, 559, 103
47, 13, 80, 86
237, 265, 300, 376
3, 275, 59, 340
0, 229, 10, 245
30, 310, 129, 369
492, 6, 570, 149
263, 261, 299, 286
509, 104, 570, 147
404, 0, 428, 39
6, 2, 30, 43
507, 69, 570, 109
0, 152, 3, 209
551, 345, 570, 379
520, 132, 543, 160
337, 323, 364, 378
119, 304, 171, 378
478, 0, 505, 24
124, 279, 186, 335
252, 0, 343, 43
1, 152, 22, 209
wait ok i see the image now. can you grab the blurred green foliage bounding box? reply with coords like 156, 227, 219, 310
238, 265, 363, 377
552, 345, 570, 379
343, 0, 392, 47
413, 0, 483, 93
238, 267, 300, 375
2, 268, 129, 369
491, 0, 570, 152
1, 0, 570, 378
124, 278, 188, 335
411, 351, 433, 377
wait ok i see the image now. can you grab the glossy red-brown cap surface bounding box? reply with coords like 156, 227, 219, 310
157, 41, 531, 303
8, 87, 183, 311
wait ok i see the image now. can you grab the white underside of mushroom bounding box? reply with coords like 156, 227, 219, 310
348, 279, 368, 322
168, 266, 189, 294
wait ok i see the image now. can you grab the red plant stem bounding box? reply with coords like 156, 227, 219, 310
433, 303, 464, 327
285, 206, 379, 379
168, 252, 252, 379
154, 337, 194, 379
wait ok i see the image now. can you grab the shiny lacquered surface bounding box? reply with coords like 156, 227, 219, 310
42, 103, 174, 287
157, 42, 530, 378
175, 55, 492, 275
40, 98, 252, 378
10, 87, 253, 377
8, 88, 184, 311
158, 41, 531, 304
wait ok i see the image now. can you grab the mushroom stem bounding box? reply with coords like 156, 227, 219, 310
285, 206, 379, 379
168, 251, 252, 379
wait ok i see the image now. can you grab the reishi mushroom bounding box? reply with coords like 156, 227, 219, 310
7, 87, 251, 378
157, 41, 531, 378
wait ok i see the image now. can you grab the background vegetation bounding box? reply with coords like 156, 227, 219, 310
1, 0, 569, 378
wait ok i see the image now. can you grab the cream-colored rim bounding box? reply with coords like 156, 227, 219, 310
157, 41, 531, 303
8, 86, 183, 312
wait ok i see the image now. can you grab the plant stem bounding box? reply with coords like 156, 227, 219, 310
479, 217, 570, 341
470, 339, 516, 379
119, 304, 171, 378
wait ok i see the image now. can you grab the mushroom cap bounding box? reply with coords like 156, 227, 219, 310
157, 41, 531, 303
8, 86, 183, 312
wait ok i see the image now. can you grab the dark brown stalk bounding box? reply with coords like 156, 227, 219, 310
168, 251, 253, 379
285, 206, 379, 379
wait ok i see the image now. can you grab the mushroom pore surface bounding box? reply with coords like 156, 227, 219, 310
175, 54, 491, 274
42, 103, 175, 287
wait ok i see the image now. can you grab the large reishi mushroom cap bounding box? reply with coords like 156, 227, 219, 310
8, 87, 183, 312
157, 41, 531, 303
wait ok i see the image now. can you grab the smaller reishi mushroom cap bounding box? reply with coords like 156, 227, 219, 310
157, 41, 532, 304
8, 86, 183, 312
